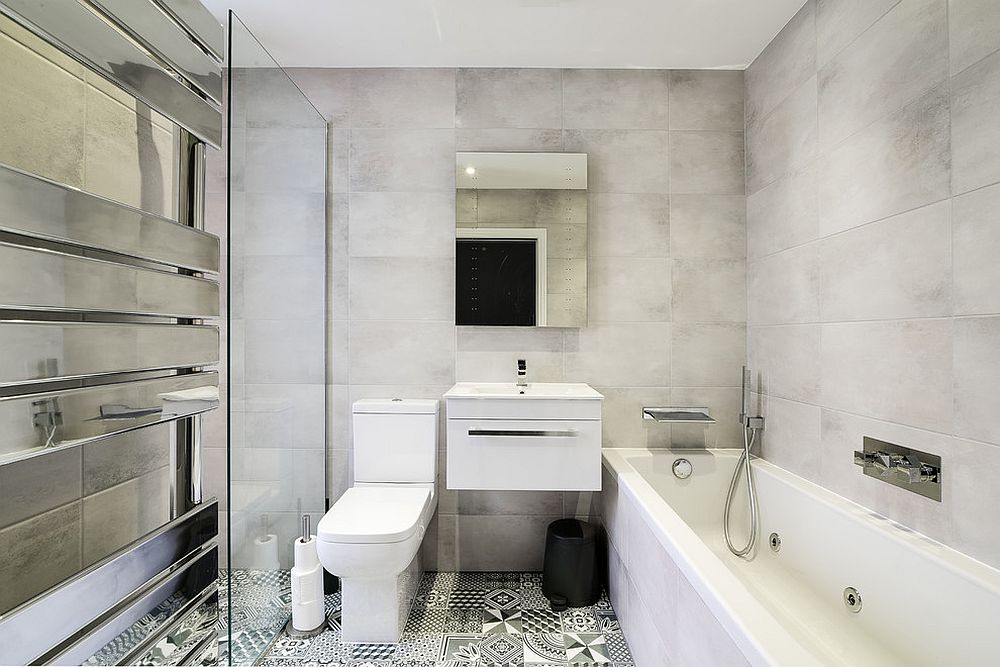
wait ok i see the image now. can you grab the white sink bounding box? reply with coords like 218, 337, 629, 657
444, 382, 602, 399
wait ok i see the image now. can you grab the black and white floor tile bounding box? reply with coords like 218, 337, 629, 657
255, 571, 633, 666
220, 569, 294, 666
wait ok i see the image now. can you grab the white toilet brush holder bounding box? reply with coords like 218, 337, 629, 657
286, 515, 326, 637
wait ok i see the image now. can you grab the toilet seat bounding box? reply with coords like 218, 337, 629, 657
317, 486, 431, 545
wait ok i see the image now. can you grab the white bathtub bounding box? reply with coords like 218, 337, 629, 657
602, 448, 1000, 667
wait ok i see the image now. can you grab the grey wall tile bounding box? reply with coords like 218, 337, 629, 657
758, 395, 822, 484
245, 127, 327, 194
562, 69, 668, 129
564, 323, 671, 387
820, 320, 953, 431
815, 0, 900, 66
455, 128, 563, 152
951, 48, 1000, 195
953, 317, 1000, 444
746, 75, 817, 194
672, 259, 747, 322
625, 576, 670, 667
452, 491, 563, 516
0, 503, 81, 613
242, 68, 327, 129
671, 323, 746, 386
949, 0, 1000, 75
749, 244, 820, 324
349, 192, 455, 258
82, 425, 171, 495
745, 0, 817, 125
588, 257, 671, 322
456, 68, 561, 128
456, 327, 564, 383
243, 255, 326, 320
747, 164, 818, 259
748, 324, 822, 403
245, 193, 326, 257
82, 468, 170, 566
817, 0, 948, 148
562, 130, 670, 194
668, 70, 744, 131
819, 201, 952, 321
453, 514, 557, 570
818, 85, 951, 235
243, 384, 326, 450
350, 129, 455, 192
669, 195, 746, 259
589, 194, 670, 258
244, 319, 326, 384
669, 387, 743, 447
953, 182, 1000, 315
349, 257, 454, 320
349, 320, 455, 385
328, 128, 350, 193
596, 387, 673, 449
0, 448, 81, 528
350, 68, 455, 128
285, 68, 350, 127
675, 575, 751, 667
624, 492, 679, 651
669, 131, 745, 194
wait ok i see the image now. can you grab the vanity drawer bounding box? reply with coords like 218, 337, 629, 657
446, 418, 601, 491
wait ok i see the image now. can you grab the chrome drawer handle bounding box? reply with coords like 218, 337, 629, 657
468, 429, 577, 437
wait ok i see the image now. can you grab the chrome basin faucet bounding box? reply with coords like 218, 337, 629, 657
516, 359, 528, 392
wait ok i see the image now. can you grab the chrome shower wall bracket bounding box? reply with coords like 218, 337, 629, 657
853, 437, 942, 501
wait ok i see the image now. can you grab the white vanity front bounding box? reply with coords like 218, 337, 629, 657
444, 383, 603, 491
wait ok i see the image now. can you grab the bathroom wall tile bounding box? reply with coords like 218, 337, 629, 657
243, 384, 326, 450
817, 0, 947, 148
349, 320, 455, 385
82, 425, 171, 495
815, 0, 900, 66
746, 76, 817, 195
230, 448, 325, 514
454, 514, 557, 570
671, 323, 746, 387
748, 324, 822, 403
588, 193, 670, 258
669, 131, 745, 195
246, 127, 327, 194
669, 387, 743, 447
818, 85, 951, 234
668, 70, 744, 131
244, 319, 326, 384
245, 193, 326, 256
953, 183, 1000, 315
423, 513, 458, 572
671, 259, 746, 322
456, 326, 564, 383
945, 436, 1000, 569
596, 387, 674, 449
745, 0, 816, 125
562, 69, 669, 129
284, 68, 351, 127
349, 129, 455, 191
819, 200, 952, 321
0, 15, 85, 75
820, 320, 953, 432
563, 490, 600, 522
669, 195, 746, 259
349, 68, 455, 129
349, 192, 455, 258
625, 492, 679, 652
243, 255, 327, 320
562, 130, 670, 194
747, 164, 818, 259
0, 503, 81, 613
588, 257, 671, 322
675, 574, 750, 667
949, 0, 1000, 75
0, 448, 81, 528
455, 128, 564, 152
564, 323, 671, 387
0, 32, 85, 188
243, 68, 327, 129
602, 465, 626, 557
82, 468, 170, 565
625, 575, 671, 667
607, 543, 628, 628
749, 243, 820, 325
758, 396, 822, 484
350, 257, 454, 320
951, 48, 1000, 195
453, 491, 563, 516
475, 189, 587, 225
953, 316, 1000, 445
456, 68, 561, 128
328, 128, 350, 193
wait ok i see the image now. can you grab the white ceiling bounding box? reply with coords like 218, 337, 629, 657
202, 0, 808, 69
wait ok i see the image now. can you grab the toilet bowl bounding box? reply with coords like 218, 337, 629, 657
315, 399, 439, 643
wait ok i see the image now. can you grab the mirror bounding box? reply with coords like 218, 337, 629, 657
455, 152, 588, 327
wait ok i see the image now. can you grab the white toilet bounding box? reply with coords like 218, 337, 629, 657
316, 398, 439, 643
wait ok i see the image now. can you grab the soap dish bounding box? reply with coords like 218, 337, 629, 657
641, 407, 716, 424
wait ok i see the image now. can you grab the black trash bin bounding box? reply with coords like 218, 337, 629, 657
542, 518, 600, 610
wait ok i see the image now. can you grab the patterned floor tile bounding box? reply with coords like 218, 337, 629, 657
438, 634, 482, 662
483, 609, 522, 634
523, 633, 566, 664
348, 642, 396, 661
455, 572, 491, 590
604, 633, 631, 662
414, 586, 452, 609
561, 608, 599, 632
593, 609, 620, 633
484, 572, 523, 588
396, 634, 444, 661
405, 607, 449, 634
448, 590, 486, 609
521, 608, 562, 634
520, 586, 551, 610
480, 632, 523, 665
445, 609, 484, 632
483, 588, 521, 611
565, 633, 611, 664
521, 572, 544, 588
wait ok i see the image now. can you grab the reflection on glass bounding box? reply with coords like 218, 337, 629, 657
455, 152, 588, 328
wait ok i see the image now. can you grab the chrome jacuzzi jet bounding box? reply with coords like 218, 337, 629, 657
768, 532, 781, 552
843, 587, 863, 613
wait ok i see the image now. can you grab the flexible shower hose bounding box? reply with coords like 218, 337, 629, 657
724, 425, 759, 558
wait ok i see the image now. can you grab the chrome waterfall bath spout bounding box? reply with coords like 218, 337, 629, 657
725, 366, 764, 558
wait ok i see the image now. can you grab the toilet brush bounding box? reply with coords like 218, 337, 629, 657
287, 515, 326, 637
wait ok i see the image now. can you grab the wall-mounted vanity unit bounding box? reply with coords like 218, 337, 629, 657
455, 152, 588, 328
445, 382, 603, 491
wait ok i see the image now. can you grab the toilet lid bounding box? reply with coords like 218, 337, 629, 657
317, 486, 430, 544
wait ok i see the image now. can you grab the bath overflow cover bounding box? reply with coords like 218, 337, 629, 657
672, 458, 692, 479
843, 587, 862, 613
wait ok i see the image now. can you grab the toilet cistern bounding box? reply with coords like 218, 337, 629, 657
516, 358, 528, 392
